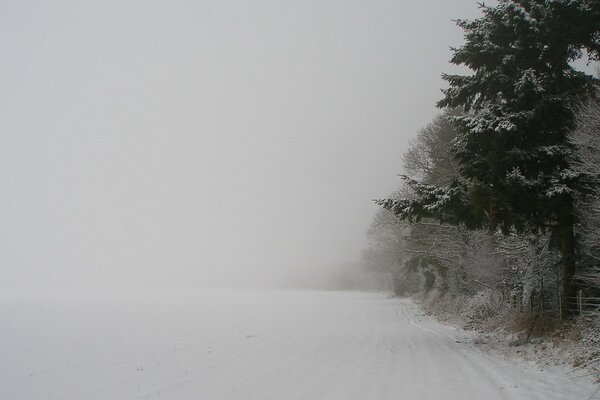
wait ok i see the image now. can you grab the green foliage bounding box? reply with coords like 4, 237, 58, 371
375, 176, 485, 229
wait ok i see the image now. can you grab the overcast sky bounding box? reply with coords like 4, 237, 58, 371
1, 0, 485, 289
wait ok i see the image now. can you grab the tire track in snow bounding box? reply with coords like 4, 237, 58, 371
0, 290, 595, 400
393, 298, 591, 400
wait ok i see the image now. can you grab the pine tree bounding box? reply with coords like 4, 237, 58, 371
378, 0, 600, 319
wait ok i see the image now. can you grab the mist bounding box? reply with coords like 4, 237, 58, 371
1, 0, 482, 289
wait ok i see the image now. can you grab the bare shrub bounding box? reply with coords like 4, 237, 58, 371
461, 289, 506, 330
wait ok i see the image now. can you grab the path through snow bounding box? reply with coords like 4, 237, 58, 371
0, 290, 595, 399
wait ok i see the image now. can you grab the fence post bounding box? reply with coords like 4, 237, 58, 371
578, 289, 584, 315
558, 291, 562, 321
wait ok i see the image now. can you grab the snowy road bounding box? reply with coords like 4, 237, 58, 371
0, 290, 595, 399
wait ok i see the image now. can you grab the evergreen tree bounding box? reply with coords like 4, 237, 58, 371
378, 0, 600, 319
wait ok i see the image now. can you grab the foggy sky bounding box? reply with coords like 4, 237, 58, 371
1, 1, 484, 288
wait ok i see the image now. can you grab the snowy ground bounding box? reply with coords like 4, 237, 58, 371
0, 289, 596, 400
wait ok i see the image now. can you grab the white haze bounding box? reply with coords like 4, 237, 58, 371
1, 1, 484, 289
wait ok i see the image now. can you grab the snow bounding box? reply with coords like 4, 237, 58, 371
0, 289, 595, 400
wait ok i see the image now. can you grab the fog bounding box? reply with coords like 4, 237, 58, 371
1, 1, 483, 289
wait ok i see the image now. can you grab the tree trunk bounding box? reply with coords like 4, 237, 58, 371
558, 214, 576, 321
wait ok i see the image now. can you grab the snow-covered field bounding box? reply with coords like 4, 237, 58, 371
0, 289, 595, 400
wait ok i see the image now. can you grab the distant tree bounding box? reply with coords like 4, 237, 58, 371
403, 109, 462, 186
362, 206, 416, 295
378, 0, 600, 319
398, 110, 463, 293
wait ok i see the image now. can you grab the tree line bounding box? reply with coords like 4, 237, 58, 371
365, 0, 600, 325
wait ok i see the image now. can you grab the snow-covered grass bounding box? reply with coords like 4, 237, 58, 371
0, 289, 596, 399
571, 313, 600, 379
